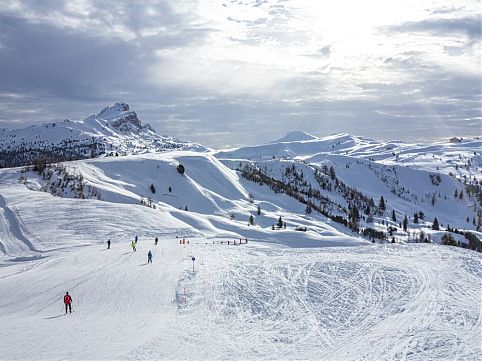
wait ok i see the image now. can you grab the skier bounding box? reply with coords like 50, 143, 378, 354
64, 292, 73, 314
107, 239, 111, 249
135, 235, 138, 244
131, 241, 136, 252
147, 250, 153, 263
155, 237, 158, 245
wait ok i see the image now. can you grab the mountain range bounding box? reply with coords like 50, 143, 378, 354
0, 102, 206, 168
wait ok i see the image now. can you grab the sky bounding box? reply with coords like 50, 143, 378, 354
0, 0, 480, 148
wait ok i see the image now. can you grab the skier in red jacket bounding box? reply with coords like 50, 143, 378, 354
64, 292, 72, 314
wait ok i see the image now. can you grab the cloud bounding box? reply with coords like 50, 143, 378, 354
429, 6, 465, 15
0, 1, 480, 148
386, 16, 482, 39
0, 2, 213, 113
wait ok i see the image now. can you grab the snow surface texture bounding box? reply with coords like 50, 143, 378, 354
0, 235, 480, 359
0, 109, 481, 359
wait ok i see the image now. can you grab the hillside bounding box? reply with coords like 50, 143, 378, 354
217, 132, 482, 248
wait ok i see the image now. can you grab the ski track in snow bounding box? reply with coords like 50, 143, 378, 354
0, 236, 480, 359
126, 243, 480, 361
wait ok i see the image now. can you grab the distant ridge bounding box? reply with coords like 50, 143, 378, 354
271, 131, 319, 143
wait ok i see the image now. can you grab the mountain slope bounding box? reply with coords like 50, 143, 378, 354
216, 132, 481, 245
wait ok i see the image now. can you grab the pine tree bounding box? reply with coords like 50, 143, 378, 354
378, 196, 386, 212
305, 204, 312, 214
403, 215, 408, 232
248, 215, 254, 225
432, 217, 440, 230
277, 216, 283, 228
329, 166, 336, 180
257, 205, 261, 215
454, 189, 458, 198
441, 233, 456, 246
349, 205, 360, 231
177, 164, 185, 175
149, 184, 156, 194
391, 210, 397, 222
413, 212, 419, 224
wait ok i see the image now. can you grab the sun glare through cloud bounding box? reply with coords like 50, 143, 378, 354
0, 0, 480, 146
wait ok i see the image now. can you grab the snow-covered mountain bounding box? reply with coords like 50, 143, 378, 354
217, 131, 481, 183
0, 102, 206, 167
0, 117, 481, 359
216, 132, 482, 243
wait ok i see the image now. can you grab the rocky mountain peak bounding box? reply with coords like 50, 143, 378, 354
96, 102, 130, 120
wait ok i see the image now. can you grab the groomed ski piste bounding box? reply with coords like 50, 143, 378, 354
0, 150, 481, 360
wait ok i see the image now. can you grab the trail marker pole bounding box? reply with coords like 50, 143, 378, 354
192, 256, 196, 272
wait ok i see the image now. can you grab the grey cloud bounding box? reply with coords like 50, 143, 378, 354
0, 15, 145, 100
304, 46, 331, 59
132, 93, 482, 147
0, 2, 213, 116
429, 6, 465, 15
386, 16, 482, 39
319, 46, 331, 58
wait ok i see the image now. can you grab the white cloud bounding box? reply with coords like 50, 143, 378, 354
0, 0, 480, 146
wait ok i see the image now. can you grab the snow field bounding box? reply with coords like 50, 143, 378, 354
3, 238, 478, 360
131, 243, 482, 360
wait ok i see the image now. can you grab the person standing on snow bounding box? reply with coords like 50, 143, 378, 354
131, 241, 136, 252
154, 237, 158, 245
107, 239, 111, 249
64, 292, 73, 314
147, 250, 153, 263
135, 235, 138, 244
